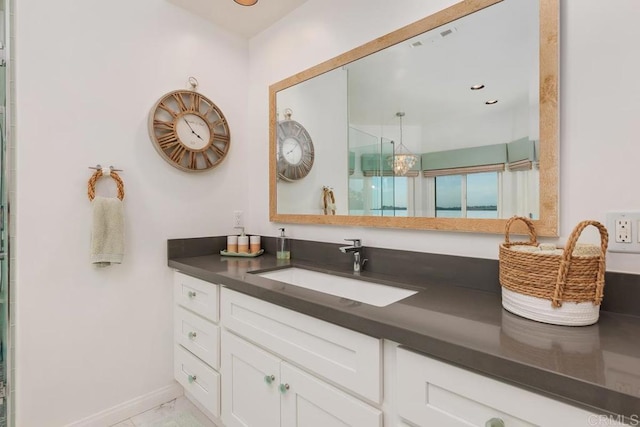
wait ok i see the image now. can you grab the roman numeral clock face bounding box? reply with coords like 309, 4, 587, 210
277, 119, 314, 181
148, 90, 230, 172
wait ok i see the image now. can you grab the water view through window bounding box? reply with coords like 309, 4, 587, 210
436, 172, 498, 218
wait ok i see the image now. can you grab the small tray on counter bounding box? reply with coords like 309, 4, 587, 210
220, 249, 264, 258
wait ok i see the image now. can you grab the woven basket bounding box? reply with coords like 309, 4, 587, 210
499, 216, 608, 326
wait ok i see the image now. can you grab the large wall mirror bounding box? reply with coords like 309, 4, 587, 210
269, 0, 558, 235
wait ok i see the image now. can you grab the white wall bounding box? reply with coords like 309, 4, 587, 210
15, 1, 249, 425
248, 0, 640, 275
421, 103, 531, 152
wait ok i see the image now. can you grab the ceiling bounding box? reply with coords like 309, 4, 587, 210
344, 0, 538, 132
167, 0, 308, 39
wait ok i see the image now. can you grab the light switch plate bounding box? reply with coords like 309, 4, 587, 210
606, 212, 640, 253
233, 210, 244, 228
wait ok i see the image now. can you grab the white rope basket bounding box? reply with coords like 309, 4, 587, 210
502, 287, 600, 326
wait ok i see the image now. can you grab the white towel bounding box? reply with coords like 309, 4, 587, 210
91, 196, 124, 267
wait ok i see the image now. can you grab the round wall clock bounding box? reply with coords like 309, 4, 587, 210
148, 87, 230, 172
277, 109, 314, 181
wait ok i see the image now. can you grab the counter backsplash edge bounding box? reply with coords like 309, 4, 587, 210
167, 236, 640, 317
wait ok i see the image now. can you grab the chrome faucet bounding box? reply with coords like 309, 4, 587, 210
339, 238, 367, 273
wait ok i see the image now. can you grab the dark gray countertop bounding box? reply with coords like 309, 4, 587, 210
169, 252, 640, 420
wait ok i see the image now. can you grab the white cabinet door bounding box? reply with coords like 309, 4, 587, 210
280, 362, 382, 427
222, 329, 280, 427
396, 347, 598, 427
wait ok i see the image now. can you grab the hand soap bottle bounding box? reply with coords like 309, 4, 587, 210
276, 228, 291, 260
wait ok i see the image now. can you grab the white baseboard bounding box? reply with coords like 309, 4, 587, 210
66, 382, 183, 427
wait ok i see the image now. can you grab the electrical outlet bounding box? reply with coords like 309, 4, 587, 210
606, 212, 640, 253
615, 219, 631, 243
233, 210, 244, 228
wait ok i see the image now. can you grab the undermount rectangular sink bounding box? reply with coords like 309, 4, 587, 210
255, 267, 417, 307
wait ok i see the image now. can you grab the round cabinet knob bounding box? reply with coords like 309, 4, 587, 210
188, 375, 197, 384
188, 291, 197, 298
188, 331, 197, 339
485, 418, 505, 427
279, 383, 290, 394
264, 375, 275, 385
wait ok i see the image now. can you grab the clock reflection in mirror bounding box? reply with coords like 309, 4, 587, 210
276, 108, 315, 182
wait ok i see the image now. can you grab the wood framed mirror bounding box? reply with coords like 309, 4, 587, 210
269, 0, 558, 236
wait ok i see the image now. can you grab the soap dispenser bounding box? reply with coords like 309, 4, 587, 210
236, 227, 249, 253
276, 228, 291, 260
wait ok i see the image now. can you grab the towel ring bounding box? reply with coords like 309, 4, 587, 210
87, 169, 125, 201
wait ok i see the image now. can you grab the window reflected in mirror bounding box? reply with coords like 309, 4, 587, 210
435, 172, 499, 219
436, 175, 463, 218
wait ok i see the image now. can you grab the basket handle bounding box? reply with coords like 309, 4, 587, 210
504, 216, 538, 246
553, 220, 609, 307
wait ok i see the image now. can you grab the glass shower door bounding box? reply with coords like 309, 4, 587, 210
0, 66, 6, 427
0, 63, 6, 427
0, 0, 8, 423
0, 109, 6, 424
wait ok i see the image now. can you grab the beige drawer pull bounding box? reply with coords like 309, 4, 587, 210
187, 291, 197, 298
485, 418, 505, 427
188, 331, 197, 339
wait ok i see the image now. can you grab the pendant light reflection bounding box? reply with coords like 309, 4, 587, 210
387, 112, 418, 176
234, 0, 258, 5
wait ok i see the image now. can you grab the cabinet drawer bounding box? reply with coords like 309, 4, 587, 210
396, 347, 597, 427
221, 287, 382, 403
174, 344, 220, 418
174, 272, 219, 322
175, 306, 220, 370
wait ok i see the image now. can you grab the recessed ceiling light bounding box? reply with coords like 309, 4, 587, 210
234, 0, 258, 6
485, 99, 499, 105
470, 84, 485, 90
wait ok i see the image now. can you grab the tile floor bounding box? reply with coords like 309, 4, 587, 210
111, 396, 218, 427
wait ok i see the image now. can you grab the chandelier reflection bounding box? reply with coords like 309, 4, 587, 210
387, 112, 418, 176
